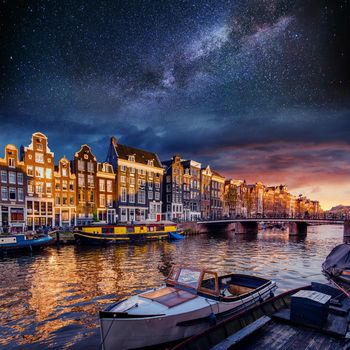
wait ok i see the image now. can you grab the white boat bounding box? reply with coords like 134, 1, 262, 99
99, 266, 277, 349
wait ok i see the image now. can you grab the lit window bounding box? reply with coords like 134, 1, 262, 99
147, 160, 154, 166
120, 165, 126, 172
35, 182, 44, 194
128, 155, 135, 162
121, 175, 126, 183
107, 195, 113, 207
121, 187, 127, 202
100, 194, 106, 207
62, 180, 68, 191
69, 181, 74, 191
46, 183, 52, 194
129, 188, 135, 203
78, 174, 85, 186
106, 180, 113, 192
138, 190, 145, 204
35, 153, 44, 163
27, 166, 34, 177
87, 162, 94, 173
130, 167, 135, 174
62, 167, 67, 177
99, 179, 105, 191
130, 177, 135, 186
78, 160, 85, 171
28, 180, 34, 193
35, 167, 44, 178
87, 175, 94, 187
46, 168, 52, 179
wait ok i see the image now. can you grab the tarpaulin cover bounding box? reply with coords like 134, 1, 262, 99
322, 243, 350, 277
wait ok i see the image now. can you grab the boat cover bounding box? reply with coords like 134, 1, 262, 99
322, 243, 350, 277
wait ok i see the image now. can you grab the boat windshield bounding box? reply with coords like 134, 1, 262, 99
166, 267, 201, 290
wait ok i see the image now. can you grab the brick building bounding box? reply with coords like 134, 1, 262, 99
0, 144, 26, 232
106, 137, 163, 222
21, 132, 55, 230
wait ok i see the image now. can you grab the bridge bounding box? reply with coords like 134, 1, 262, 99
193, 218, 350, 236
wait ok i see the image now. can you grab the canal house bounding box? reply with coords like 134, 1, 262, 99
0, 144, 26, 232
54, 156, 77, 227
106, 136, 163, 222
21, 132, 55, 230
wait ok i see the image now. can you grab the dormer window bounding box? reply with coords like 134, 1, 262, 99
128, 155, 135, 162
8, 158, 15, 168
148, 160, 154, 166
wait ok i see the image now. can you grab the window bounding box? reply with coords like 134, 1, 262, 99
120, 165, 126, 172
18, 188, 24, 201
55, 180, 60, 190
100, 194, 106, 207
35, 152, 44, 163
28, 180, 34, 193
166, 175, 171, 183
35, 167, 44, 178
62, 167, 67, 177
129, 188, 135, 203
107, 180, 112, 192
36, 142, 43, 151
107, 195, 113, 207
141, 179, 146, 186
36, 182, 44, 193
78, 190, 85, 202
79, 174, 85, 186
70, 196, 74, 205
88, 190, 94, 202
1, 171, 7, 183
62, 180, 68, 191
69, 181, 74, 191
45, 168, 51, 179
1, 187, 8, 200
27, 166, 33, 177
138, 168, 142, 174
55, 194, 60, 205
128, 155, 135, 162
167, 204, 171, 212
8, 172, 16, 184
46, 182, 52, 194
121, 187, 127, 202
155, 192, 160, 200
166, 194, 171, 202
147, 160, 154, 166
99, 179, 105, 191
148, 172, 153, 180
148, 182, 153, 190
121, 175, 126, 183
87, 175, 94, 187
166, 184, 171, 192
130, 167, 135, 174
78, 160, 85, 171
62, 196, 68, 205
138, 190, 145, 204
8, 158, 15, 167
148, 191, 153, 200
130, 177, 135, 186
155, 182, 160, 190
47, 202, 53, 214
17, 173, 23, 185
87, 162, 94, 172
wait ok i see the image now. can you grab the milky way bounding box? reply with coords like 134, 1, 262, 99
0, 0, 349, 208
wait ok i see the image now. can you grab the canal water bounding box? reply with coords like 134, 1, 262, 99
0, 225, 344, 349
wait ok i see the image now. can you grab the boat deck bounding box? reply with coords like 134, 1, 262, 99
232, 319, 346, 350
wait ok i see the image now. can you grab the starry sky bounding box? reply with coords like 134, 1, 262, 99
0, 0, 349, 209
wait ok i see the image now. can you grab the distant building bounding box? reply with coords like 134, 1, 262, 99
72, 144, 98, 225
96, 162, 116, 223
181, 159, 201, 221
54, 156, 76, 227
106, 137, 163, 222
0, 144, 26, 232
21, 132, 55, 230
162, 155, 184, 220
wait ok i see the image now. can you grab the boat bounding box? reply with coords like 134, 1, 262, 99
99, 266, 276, 350
168, 231, 185, 240
0, 233, 53, 252
172, 281, 350, 350
73, 221, 178, 245
322, 243, 350, 285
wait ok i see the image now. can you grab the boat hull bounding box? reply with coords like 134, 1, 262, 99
74, 230, 172, 245
99, 282, 276, 350
0, 235, 53, 252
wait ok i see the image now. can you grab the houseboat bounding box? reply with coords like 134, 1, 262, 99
99, 266, 276, 349
73, 221, 179, 245
0, 234, 53, 252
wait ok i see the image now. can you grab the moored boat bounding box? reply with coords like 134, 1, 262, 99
99, 266, 276, 350
74, 221, 178, 245
322, 243, 350, 285
172, 281, 350, 350
0, 234, 53, 252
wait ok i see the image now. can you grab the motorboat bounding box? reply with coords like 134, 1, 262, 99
99, 266, 277, 349
322, 243, 350, 284
0, 233, 53, 252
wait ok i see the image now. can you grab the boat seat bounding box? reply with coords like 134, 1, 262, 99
211, 316, 271, 350
226, 282, 254, 296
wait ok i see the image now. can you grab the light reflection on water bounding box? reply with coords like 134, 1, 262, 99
0, 225, 343, 349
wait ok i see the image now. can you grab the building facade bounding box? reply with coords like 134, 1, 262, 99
72, 145, 98, 225
181, 160, 201, 221
54, 156, 76, 227
210, 170, 225, 219
21, 132, 55, 230
106, 137, 163, 222
0, 144, 26, 232
96, 162, 116, 223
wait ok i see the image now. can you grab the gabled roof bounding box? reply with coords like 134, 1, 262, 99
114, 143, 162, 168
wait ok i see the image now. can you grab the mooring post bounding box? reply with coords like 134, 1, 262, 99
289, 222, 307, 236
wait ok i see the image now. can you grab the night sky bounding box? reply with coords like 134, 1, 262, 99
1, 0, 349, 209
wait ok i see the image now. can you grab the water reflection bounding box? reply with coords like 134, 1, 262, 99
0, 225, 344, 349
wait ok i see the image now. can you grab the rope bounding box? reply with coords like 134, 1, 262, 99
98, 317, 116, 350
